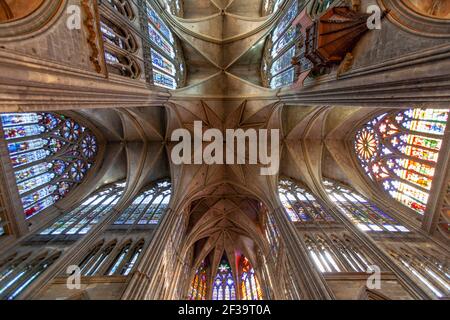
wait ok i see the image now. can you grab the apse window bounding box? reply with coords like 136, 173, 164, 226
0, 113, 98, 219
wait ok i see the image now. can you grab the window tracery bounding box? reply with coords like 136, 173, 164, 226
189, 260, 208, 300
212, 255, 236, 300
99, 16, 141, 79
0, 251, 60, 300
354, 108, 449, 215
279, 178, 335, 223
40, 182, 124, 236
79, 239, 144, 277
324, 179, 409, 233
0, 113, 98, 219
239, 255, 263, 300
114, 180, 171, 225
388, 245, 449, 298
105, 0, 135, 20
305, 233, 373, 273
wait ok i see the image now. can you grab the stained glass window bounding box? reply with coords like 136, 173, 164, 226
0, 251, 60, 300
39, 182, 124, 236
189, 261, 208, 300
355, 108, 449, 215
0, 113, 98, 219
212, 255, 236, 300
324, 179, 410, 233
239, 256, 263, 300
146, 0, 184, 89
114, 180, 171, 225
262, 1, 299, 89
100, 14, 141, 79
279, 178, 334, 222
305, 233, 372, 273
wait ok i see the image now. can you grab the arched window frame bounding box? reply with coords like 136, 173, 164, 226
121, 240, 145, 276
189, 260, 208, 300
305, 233, 373, 273
105, 0, 136, 21
104, 239, 145, 276
0, 251, 60, 300
239, 255, 263, 300
278, 178, 335, 223
114, 179, 171, 226
99, 13, 141, 79
212, 255, 236, 300
39, 182, 125, 236
82, 240, 116, 276
323, 179, 410, 233
353, 108, 450, 215
0, 112, 99, 219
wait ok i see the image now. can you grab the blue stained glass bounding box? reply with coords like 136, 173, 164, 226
212, 256, 236, 301
146, 2, 174, 44
62, 120, 82, 141
21, 185, 57, 208
1, 113, 41, 127
151, 48, 176, 76
14, 163, 51, 183
153, 69, 177, 89
3, 125, 45, 140
272, 1, 298, 42
17, 172, 55, 195
11, 150, 50, 168
115, 180, 171, 225
1, 112, 98, 219
148, 23, 175, 59
271, 46, 295, 75
7, 139, 46, 155
270, 67, 295, 88
81, 135, 98, 159
271, 25, 297, 58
